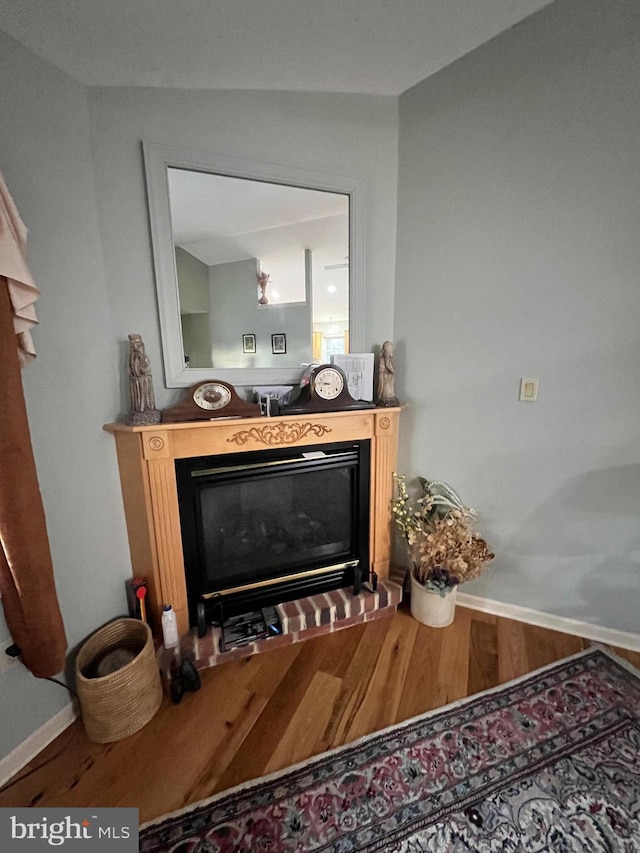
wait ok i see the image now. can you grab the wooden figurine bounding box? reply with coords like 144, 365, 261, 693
376, 340, 400, 407
126, 334, 162, 425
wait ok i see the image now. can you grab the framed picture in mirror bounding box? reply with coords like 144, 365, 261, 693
272, 334, 287, 355
243, 333, 256, 354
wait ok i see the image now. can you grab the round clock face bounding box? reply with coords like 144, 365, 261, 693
314, 367, 345, 400
193, 382, 232, 411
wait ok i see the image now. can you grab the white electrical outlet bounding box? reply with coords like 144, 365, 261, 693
0, 640, 19, 674
519, 377, 539, 402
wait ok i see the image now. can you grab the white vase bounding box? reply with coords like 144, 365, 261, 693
410, 572, 457, 627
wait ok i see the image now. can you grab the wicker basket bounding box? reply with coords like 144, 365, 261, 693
75, 618, 162, 743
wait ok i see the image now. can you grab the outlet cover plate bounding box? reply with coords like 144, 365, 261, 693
519, 377, 539, 402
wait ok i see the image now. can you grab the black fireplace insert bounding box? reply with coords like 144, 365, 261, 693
176, 440, 371, 627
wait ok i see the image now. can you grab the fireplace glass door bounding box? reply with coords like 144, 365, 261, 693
176, 440, 370, 621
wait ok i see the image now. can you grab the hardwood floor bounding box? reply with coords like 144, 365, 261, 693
1, 603, 638, 824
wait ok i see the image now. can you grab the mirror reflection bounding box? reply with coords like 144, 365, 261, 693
168, 168, 350, 371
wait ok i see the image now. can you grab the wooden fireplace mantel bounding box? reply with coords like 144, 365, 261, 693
104, 407, 401, 636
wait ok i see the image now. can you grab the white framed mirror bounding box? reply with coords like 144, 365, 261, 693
143, 142, 365, 388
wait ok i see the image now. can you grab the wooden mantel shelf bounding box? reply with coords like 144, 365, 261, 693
104, 408, 401, 637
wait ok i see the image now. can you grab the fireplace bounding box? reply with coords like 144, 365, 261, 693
104, 409, 401, 636
176, 440, 370, 625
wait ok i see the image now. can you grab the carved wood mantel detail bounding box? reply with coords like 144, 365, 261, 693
228, 421, 332, 447
104, 408, 401, 637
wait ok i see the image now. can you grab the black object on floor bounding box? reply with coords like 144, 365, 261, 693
170, 658, 201, 704
170, 667, 184, 704
181, 658, 201, 692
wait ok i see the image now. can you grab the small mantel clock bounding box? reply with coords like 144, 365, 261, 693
283, 364, 375, 414
162, 380, 262, 423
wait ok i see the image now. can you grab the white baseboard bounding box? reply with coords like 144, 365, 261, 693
0, 703, 77, 789
456, 592, 640, 653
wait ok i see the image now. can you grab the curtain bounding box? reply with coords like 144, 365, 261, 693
312, 331, 323, 361
0, 173, 67, 678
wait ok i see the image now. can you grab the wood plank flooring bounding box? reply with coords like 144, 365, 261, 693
1, 604, 638, 824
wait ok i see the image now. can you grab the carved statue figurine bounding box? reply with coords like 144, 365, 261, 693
126, 334, 161, 425
376, 340, 400, 407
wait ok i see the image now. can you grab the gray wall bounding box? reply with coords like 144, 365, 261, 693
181, 313, 212, 369
176, 247, 210, 315
395, 0, 640, 632
176, 247, 211, 368
210, 259, 311, 369
0, 30, 132, 760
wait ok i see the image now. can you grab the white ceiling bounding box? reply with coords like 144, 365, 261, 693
168, 169, 348, 254
0, 0, 554, 95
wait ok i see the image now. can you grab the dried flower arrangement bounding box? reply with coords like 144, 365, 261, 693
392, 474, 494, 596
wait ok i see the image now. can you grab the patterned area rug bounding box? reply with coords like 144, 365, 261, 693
140, 648, 640, 852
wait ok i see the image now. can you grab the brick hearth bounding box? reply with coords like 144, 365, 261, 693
158, 579, 402, 674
